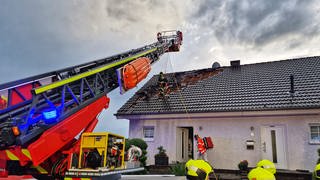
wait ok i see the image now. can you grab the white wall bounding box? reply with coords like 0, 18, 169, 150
128, 111, 320, 171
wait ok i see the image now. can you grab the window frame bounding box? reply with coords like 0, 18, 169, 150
143, 126, 155, 142
309, 123, 320, 145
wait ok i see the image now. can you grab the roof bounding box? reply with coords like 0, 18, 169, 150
116, 56, 320, 116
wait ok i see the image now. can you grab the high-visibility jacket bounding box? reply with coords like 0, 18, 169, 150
315, 163, 320, 179
186, 159, 213, 180
248, 167, 276, 180
197, 137, 206, 154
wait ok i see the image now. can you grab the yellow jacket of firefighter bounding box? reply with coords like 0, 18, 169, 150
315, 163, 320, 179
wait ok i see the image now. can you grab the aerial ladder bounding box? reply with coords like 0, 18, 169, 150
0, 30, 183, 179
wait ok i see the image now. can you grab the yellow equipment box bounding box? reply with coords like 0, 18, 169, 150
79, 132, 125, 169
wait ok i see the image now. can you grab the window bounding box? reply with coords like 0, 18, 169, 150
143, 126, 154, 141
310, 124, 320, 144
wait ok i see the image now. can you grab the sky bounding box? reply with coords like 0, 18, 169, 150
1, 0, 320, 137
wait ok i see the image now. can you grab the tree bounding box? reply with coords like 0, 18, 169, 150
125, 138, 148, 167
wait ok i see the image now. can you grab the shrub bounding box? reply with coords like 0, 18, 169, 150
125, 138, 148, 167
125, 138, 148, 151
171, 162, 186, 176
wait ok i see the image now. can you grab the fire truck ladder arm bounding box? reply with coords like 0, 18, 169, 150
33, 47, 158, 95
0, 30, 183, 178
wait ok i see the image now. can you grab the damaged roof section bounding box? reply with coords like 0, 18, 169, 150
116, 56, 320, 116
118, 68, 223, 112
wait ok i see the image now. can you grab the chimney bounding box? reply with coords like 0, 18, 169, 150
230, 60, 241, 68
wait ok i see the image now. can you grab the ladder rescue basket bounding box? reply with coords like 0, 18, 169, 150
122, 57, 151, 90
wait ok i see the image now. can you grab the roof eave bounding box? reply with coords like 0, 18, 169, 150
115, 108, 320, 120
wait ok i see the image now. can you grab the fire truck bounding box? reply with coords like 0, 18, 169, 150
0, 30, 183, 179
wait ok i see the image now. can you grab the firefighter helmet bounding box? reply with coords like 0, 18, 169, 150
248, 167, 276, 180
256, 159, 276, 174
186, 159, 213, 180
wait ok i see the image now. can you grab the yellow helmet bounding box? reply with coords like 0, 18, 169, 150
256, 159, 276, 174
186, 159, 213, 180
248, 167, 276, 180
315, 163, 320, 178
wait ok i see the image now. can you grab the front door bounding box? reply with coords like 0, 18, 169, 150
260, 125, 287, 169
176, 127, 189, 162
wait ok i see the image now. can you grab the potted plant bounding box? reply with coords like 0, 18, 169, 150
155, 146, 168, 166
238, 160, 249, 171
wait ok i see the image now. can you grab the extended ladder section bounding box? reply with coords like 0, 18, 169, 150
0, 31, 182, 151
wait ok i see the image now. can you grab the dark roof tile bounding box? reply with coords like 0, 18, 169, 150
116, 56, 320, 116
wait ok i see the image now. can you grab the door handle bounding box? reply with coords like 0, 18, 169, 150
262, 142, 266, 152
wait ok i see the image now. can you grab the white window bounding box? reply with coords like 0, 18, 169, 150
310, 124, 320, 144
143, 126, 154, 141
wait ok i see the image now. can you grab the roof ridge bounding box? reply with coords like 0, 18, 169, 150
235, 55, 320, 67
158, 56, 320, 75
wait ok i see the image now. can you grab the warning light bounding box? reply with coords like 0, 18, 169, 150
12, 126, 20, 136
42, 108, 58, 124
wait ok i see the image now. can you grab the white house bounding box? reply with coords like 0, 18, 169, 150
116, 57, 320, 171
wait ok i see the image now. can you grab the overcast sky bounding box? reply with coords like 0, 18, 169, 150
1, 0, 320, 137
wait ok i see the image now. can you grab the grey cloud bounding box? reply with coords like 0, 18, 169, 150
105, 1, 139, 24
287, 39, 304, 50
242, 0, 283, 26
0, 1, 131, 83
104, 0, 182, 34
105, 0, 163, 20
193, 0, 223, 19
192, 0, 320, 47
0, 0, 187, 83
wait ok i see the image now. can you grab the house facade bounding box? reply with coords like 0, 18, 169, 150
116, 57, 320, 171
